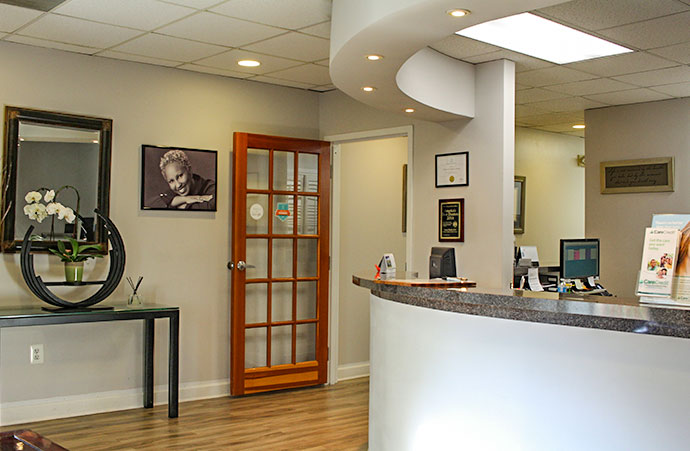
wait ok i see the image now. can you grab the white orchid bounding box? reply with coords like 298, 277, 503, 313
24, 203, 48, 223
64, 208, 76, 224
46, 202, 60, 215
25, 191, 42, 203
44, 190, 55, 202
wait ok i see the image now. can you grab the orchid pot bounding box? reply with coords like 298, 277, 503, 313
64, 261, 84, 283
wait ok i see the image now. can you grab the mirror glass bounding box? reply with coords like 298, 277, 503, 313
1, 106, 112, 253
15, 123, 100, 241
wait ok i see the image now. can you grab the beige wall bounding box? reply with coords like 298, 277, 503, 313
338, 137, 408, 368
0, 41, 319, 414
321, 59, 516, 289
585, 98, 690, 297
515, 127, 585, 266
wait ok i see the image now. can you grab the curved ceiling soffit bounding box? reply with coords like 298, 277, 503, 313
329, 0, 568, 122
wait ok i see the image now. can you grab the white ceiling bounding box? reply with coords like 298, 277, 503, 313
0, 0, 688, 137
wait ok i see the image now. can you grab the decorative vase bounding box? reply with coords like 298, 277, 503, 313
64, 261, 84, 283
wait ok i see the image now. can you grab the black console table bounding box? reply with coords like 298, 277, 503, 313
0, 304, 180, 418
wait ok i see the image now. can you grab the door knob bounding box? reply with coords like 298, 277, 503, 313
236, 260, 247, 271
227, 261, 234, 270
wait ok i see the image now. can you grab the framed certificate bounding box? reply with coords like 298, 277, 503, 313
435, 151, 468, 187
439, 198, 464, 242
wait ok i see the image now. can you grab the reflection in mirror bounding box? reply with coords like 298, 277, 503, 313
15, 123, 100, 241
1, 106, 112, 253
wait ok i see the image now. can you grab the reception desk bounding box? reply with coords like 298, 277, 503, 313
353, 272, 690, 451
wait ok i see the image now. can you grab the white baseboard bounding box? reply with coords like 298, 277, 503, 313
337, 361, 370, 381
0, 378, 229, 426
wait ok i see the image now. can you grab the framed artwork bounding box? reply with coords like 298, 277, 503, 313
435, 151, 468, 187
514, 176, 525, 234
439, 198, 464, 242
141, 145, 217, 211
600, 157, 674, 194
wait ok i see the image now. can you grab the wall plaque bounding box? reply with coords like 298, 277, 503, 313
439, 198, 464, 242
600, 157, 674, 194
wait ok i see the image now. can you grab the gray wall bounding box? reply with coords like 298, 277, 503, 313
585, 98, 690, 297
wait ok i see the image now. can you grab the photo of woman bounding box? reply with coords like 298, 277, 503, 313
141, 145, 217, 211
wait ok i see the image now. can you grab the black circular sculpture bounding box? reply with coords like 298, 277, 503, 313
20, 210, 126, 309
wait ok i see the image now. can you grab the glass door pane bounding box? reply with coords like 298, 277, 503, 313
273, 151, 294, 191
245, 327, 267, 369
247, 149, 269, 190
271, 325, 292, 366
298, 153, 318, 192
245, 283, 268, 324
246, 194, 268, 234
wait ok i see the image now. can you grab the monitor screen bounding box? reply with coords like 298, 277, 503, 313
429, 247, 457, 278
560, 239, 600, 279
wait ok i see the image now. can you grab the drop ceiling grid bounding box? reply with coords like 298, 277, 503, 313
0, 0, 334, 90
0, 0, 687, 131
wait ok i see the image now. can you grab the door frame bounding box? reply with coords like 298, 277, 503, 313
323, 125, 414, 385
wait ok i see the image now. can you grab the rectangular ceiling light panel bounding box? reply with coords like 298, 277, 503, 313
0, 0, 67, 11
457, 13, 632, 64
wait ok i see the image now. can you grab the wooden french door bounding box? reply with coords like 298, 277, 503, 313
230, 132, 330, 395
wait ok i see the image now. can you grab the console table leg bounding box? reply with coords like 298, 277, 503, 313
168, 312, 179, 418
144, 318, 154, 409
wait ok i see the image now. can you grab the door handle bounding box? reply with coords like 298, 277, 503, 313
236, 261, 247, 271
227, 261, 234, 270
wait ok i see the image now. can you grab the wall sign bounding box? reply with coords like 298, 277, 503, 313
275, 202, 290, 222
436, 151, 469, 187
439, 198, 464, 242
600, 157, 674, 194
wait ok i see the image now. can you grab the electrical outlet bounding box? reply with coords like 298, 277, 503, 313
30, 344, 44, 364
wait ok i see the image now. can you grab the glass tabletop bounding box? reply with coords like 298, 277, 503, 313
0, 304, 178, 319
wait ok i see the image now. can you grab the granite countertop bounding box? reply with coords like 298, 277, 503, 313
353, 271, 690, 339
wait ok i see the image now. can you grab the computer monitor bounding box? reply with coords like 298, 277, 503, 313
429, 247, 457, 278
560, 238, 600, 280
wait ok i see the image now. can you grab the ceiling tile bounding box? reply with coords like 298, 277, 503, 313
314, 58, 328, 67
533, 122, 583, 133
597, 11, 690, 49
178, 63, 253, 78
299, 21, 330, 39
112, 33, 226, 61
536, 0, 689, 31
54, 0, 194, 31
249, 75, 315, 89
430, 35, 500, 60
648, 42, 690, 64
210, 0, 331, 30
650, 81, 690, 97
565, 51, 678, 77
243, 32, 329, 62
584, 88, 673, 104
0, 3, 42, 33
157, 11, 284, 47
265, 63, 331, 85
544, 78, 636, 96
515, 103, 552, 118
527, 96, 609, 112
515, 83, 530, 91
5, 34, 98, 54
613, 65, 690, 86
517, 67, 597, 87
159, 0, 226, 9
518, 111, 584, 126
516, 88, 571, 104
195, 48, 302, 74
563, 130, 585, 138
98, 49, 181, 67
463, 49, 554, 72
18, 14, 142, 48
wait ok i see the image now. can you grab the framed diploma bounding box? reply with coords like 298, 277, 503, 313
439, 198, 464, 242
435, 151, 468, 187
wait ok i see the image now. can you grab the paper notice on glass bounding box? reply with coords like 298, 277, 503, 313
527, 267, 543, 292
636, 227, 680, 297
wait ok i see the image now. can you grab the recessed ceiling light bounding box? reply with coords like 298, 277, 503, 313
366, 54, 383, 61
405, 108, 415, 113
238, 59, 260, 67
362, 86, 376, 92
456, 12, 632, 64
572, 124, 586, 129
447, 9, 470, 17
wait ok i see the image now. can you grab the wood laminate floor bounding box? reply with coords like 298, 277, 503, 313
1, 378, 369, 450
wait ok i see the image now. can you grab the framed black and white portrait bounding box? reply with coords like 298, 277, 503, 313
141, 145, 217, 211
